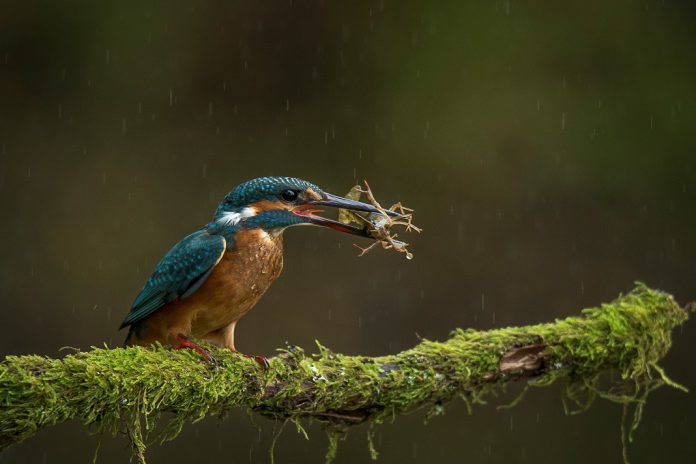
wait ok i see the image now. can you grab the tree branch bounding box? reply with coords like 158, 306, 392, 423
0, 284, 690, 462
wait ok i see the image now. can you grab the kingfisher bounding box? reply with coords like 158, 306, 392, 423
120, 176, 397, 365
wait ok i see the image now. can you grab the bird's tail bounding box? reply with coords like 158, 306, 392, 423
122, 329, 133, 347
122, 321, 148, 347
122, 324, 141, 347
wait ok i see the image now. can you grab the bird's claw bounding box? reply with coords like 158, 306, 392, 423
174, 333, 217, 368
245, 354, 270, 369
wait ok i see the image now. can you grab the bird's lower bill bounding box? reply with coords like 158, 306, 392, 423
293, 204, 370, 237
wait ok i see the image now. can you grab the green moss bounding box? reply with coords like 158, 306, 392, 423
0, 284, 690, 463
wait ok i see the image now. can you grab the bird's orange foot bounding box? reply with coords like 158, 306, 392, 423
174, 334, 217, 367
244, 354, 270, 369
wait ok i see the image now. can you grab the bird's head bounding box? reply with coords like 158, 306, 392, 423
213, 176, 396, 237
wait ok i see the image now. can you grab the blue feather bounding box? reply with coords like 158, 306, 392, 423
120, 230, 227, 328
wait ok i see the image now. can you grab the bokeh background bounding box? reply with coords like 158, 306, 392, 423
1, 1, 695, 462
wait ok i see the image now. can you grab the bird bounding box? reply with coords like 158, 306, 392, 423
120, 176, 397, 365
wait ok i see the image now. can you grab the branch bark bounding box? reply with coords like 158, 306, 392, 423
0, 284, 690, 462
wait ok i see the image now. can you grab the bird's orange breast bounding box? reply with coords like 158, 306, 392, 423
128, 228, 284, 345
188, 228, 284, 333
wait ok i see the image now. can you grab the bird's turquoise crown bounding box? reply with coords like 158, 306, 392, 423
217, 176, 322, 211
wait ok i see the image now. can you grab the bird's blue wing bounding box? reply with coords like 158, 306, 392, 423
120, 230, 226, 328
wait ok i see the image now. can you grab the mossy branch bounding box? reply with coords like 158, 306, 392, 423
0, 284, 691, 462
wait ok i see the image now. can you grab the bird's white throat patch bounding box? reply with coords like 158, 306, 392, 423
217, 206, 257, 226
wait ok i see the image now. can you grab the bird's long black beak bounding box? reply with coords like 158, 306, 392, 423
294, 192, 399, 238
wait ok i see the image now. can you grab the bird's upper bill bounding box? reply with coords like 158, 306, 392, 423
292, 192, 399, 238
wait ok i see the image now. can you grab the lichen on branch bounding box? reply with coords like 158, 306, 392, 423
0, 284, 690, 463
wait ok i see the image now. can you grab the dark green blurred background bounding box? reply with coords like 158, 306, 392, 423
1, 1, 695, 462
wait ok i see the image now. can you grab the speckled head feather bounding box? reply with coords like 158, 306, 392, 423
217, 177, 323, 213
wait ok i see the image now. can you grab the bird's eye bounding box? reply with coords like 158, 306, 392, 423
281, 189, 299, 202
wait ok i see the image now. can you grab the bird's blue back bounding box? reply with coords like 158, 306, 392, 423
120, 229, 227, 328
